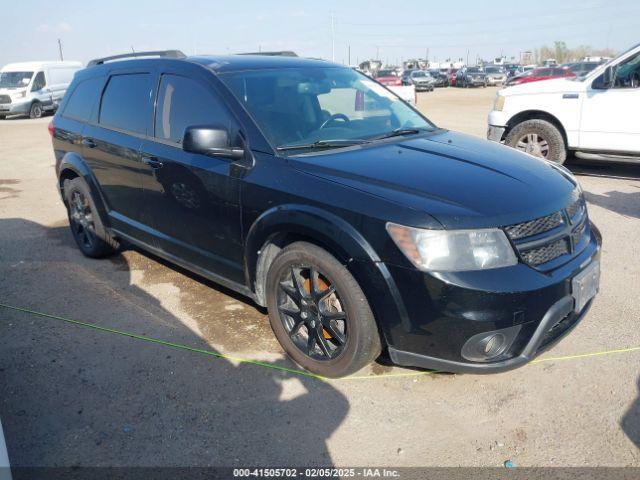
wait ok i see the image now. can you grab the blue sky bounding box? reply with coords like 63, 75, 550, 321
2, 0, 638, 66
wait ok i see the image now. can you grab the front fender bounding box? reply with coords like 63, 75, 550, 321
244, 204, 411, 349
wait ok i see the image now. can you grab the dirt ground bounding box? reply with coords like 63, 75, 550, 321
0, 87, 639, 469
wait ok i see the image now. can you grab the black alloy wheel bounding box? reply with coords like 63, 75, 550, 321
69, 189, 96, 251
277, 265, 347, 360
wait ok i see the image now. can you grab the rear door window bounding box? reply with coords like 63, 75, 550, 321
99, 73, 151, 135
62, 77, 104, 121
154, 74, 231, 144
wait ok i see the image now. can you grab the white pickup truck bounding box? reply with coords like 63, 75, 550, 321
488, 43, 640, 163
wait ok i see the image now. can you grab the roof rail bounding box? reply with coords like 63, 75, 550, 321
238, 51, 298, 57
87, 50, 186, 67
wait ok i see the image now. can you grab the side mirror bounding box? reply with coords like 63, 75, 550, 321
593, 66, 615, 90
182, 126, 245, 160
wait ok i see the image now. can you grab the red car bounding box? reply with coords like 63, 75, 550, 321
446, 68, 459, 87
506, 67, 575, 86
374, 69, 401, 86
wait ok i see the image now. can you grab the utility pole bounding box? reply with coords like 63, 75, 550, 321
348, 45, 351, 65
331, 12, 335, 62
57, 38, 64, 61
466, 49, 469, 66
376, 45, 380, 60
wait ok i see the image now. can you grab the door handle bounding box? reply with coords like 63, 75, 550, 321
81, 138, 96, 148
141, 155, 163, 169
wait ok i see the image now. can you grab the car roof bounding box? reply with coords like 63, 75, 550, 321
186, 55, 338, 72
1, 61, 83, 71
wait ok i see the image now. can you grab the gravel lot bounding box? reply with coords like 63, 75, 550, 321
0, 87, 638, 469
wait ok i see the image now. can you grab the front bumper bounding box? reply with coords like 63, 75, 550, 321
487, 125, 506, 142
0, 99, 30, 115
380, 223, 602, 374
414, 83, 432, 91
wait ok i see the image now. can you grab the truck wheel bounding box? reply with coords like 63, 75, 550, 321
505, 119, 567, 164
64, 177, 119, 258
266, 242, 381, 378
29, 102, 43, 119
0, 115, 5, 120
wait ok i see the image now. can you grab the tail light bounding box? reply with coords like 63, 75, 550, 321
48, 121, 54, 137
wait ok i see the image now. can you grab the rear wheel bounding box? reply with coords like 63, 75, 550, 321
0, 115, 5, 120
64, 177, 119, 258
505, 119, 567, 164
29, 102, 42, 119
266, 242, 381, 378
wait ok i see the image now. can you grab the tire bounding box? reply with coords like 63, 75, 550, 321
0, 115, 5, 120
29, 102, 42, 119
505, 119, 567, 164
64, 177, 119, 258
265, 242, 381, 378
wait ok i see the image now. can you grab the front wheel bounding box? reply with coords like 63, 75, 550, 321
504, 119, 567, 163
266, 242, 381, 378
29, 102, 42, 119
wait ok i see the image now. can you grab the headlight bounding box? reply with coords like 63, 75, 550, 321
493, 94, 505, 111
12, 91, 26, 99
386, 223, 518, 272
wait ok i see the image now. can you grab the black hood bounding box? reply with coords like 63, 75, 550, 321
290, 130, 577, 229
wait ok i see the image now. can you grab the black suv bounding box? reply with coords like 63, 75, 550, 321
51, 50, 601, 378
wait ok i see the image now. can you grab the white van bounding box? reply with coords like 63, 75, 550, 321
0, 61, 82, 119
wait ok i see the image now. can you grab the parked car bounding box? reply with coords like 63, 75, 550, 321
0, 61, 82, 119
503, 63, 520, 78
401, 70, 435, 91
489, 42, 640, 164
505, 67, 575, 87
456, 67, 487, 87
360, 68, 415, 105
374, 69, 401, 86
428, 70, 449, 87
483, 65, 507, 86
446, 68, 459, 86
52, 50, 601, 378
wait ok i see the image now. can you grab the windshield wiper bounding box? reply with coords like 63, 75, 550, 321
370, 127, 427, 141
276, 139, 370, 152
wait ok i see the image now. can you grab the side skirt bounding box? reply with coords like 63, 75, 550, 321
112, 229, 257, 304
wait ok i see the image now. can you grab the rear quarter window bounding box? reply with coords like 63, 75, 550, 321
62, 77, 104, 121
99, 73, 151, 135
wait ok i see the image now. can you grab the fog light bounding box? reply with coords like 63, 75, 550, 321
484, 333, 506, 357
461, 324, 521, 362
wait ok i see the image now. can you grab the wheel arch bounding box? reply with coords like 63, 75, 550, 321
57, 152, 110, 228
505, 110, 568, 147
245, 205, 410, 350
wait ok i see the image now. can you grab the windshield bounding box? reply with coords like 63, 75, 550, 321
376, 70, 395, 77
0, 71, 33, 88
466, 67, 482, 73
484, 66, 501, 74
411, 71, 427, 77
220, 66, 434, 150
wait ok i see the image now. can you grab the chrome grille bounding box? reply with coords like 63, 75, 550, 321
0, 95, 11, 104
520, 239, 569, 266
503, 191, 589, 269
504, 211, 563, 240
